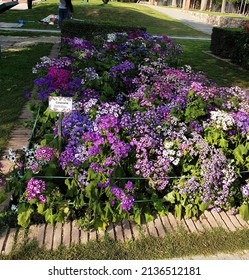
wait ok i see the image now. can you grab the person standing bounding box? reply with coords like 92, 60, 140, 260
58, 0, 73, 29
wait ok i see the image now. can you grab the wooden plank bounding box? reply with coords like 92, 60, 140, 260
63, 222, 71, 248
89, 229, 97, 242
97, 229, 106, 241
204, 211, 219, 228
160, 215, 173, 233
37, 224, 46, 247
178, 219, 190, 233
44, 224, 54, 250
235, 214, 249, 229
15, 228, 26, 246
27, 225, 39, 241
130, 222, 140, 240
228, 214, 243, 229
106, 223, 115, 240
115, 222, 124, 242
199, 213, 212, 230
79, 230, 88, 244
3, 228, 17, 255
193, 219, 205, 234
71, 221, 80, 245
147, 220, 158, 237
219, 211, 237, 232
154, 216, 166, 237
210, 211, 229, 231
53, 222, 62, 250
122, 220, 133, 241
184, 218, 197, 233
140, 221, 150, 237
167, 213, 179, 231
0, 229, 8, 254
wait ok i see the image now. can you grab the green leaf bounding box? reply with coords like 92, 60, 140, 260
44, 208, 57, 225
185, 204, 193, 219
239, 204, 249, 221
133, 208, 141, 224
0, 193, 7, 204
199, 202, 208, 212
94, 217, 108, 230
37, 203, 46, 214
175, 204, 183, 220
17, 203, 33, 228
163, 191, 175, 204
219, 137, 228, 148
234, 144, 248, 165
144, 212, 154, 223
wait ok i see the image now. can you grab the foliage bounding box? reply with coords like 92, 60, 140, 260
1, 30, 249, 230
210, 27, 249, 70
61, 19, 146, 41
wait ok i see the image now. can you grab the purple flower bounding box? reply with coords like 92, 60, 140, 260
26, 178, 46, 203
35, 146, 56, 163
121, 194, 134, 211
124, 181, 133, 192
242, 186, 249, 197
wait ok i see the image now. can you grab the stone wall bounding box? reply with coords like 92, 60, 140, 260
182, 10, 248, 28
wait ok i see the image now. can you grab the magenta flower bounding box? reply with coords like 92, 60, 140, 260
35, 146, 56, 163
26, 178, 46, 203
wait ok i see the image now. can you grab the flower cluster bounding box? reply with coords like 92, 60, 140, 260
209, 110, 235, 131
35, 146, 56, 163
232, 111, 249, 135
26, 177, 46, 203
110, 181, 134, 211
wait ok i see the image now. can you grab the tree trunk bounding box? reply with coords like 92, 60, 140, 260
209, 0, 213, 11
172, 0, 177, 7
200, 0, 208, 10
221, 0, 227, 13
242, 1, 247, 14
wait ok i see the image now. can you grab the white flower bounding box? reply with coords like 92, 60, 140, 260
168, 150, 175, 156
210, 110, 235, 131
107, 33, 116, 42
176, 151, 182, 157
162, 150, 168, 157
11, 205, 18, 212
164, 141, 174, 149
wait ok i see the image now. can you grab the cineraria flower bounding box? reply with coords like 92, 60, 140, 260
107, 33, 117, 43
232, 111, 249, 135
209, 110, 235, 131
26, 177, 46, 203
5, 148, 17, 162
242, 183, 249, 197
110, 185, 134, 211
11, 204, 18, 212
35, 146, 56, 163
47, 67, 71, 88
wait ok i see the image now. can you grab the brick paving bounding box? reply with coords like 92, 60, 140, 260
1, 210, 249, 259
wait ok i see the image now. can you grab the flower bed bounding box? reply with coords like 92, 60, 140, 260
1, 30, 249, 230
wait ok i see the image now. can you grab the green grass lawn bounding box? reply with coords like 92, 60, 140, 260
176, 39, 249, 89
1, 0, 249, 259
0, 44, 53, 156
0, 0, 209, 37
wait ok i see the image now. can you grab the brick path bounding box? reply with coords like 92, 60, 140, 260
1, 210, 249, 256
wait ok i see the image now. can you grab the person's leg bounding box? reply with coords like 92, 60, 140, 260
58, 9, 68, 28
